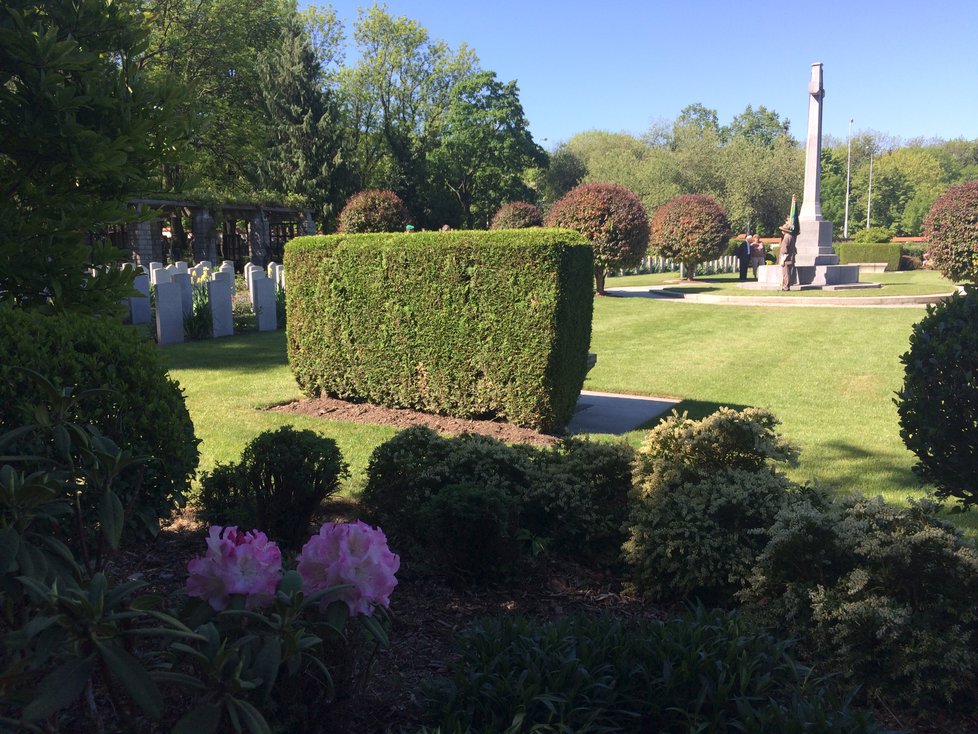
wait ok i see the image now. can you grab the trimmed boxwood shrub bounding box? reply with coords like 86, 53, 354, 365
337, 189, 410, 233
196, 425, 348, 549
359, 426, 633, 575
896, 285, 978, 506
0, 309, 199, 535
423, 607, 884, 733
836, 242, 901, 271
742, 494, 978, 707
284, 229, 593, 432
489, 201, 543, 230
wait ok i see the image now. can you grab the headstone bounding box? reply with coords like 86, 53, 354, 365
246, 265, 264, 305
152, 265, 171, 285
155, 281, 184, 345
253, 278, 277, 331
172, 272, 192, 316
209, 272, 234, 338
130, 273, 151, 325
174, 260, 189, 274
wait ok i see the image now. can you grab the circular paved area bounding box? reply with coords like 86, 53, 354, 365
606, 285, 959, 308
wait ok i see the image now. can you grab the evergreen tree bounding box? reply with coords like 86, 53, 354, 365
0, 0, 189, 313
258, 13, 348, 229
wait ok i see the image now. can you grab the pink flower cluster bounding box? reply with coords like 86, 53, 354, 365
186, 526, 282, 611
297, 521, 400, 617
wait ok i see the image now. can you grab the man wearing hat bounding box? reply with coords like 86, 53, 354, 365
779, 195, 799, 291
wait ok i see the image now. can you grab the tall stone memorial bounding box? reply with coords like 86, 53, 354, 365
759, 63, 861, 288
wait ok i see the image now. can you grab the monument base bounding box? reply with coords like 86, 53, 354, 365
756, 263, 862, 289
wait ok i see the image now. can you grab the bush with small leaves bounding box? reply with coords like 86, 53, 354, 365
197, 426, 348, 549
624, 408, 803, 603
337, 189, 410, 233
923, 180, 978, 283
650, 194, 731, 279
422, 606, 884, 734
544, 181, 649, 294
741, 494, 978, 708
852, 225, 894, 243
896, 285, 978, 506
489, 201, 543, 229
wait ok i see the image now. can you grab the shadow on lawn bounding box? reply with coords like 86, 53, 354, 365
161, 331, 289, 372
631, 398, 754, 432
815, 439, 921, 495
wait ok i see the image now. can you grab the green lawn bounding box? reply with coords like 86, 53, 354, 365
162, 272, 972, 530
607, 268, 957, 297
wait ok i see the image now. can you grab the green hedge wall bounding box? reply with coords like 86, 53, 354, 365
284, 229, 594, 432
836, 242, 901, 271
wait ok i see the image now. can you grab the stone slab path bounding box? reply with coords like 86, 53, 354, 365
567, 390, 681, 435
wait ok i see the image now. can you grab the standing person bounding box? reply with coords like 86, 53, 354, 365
749, 234, 765, 279
779, 222, 798, 290
737, 234, 751, 281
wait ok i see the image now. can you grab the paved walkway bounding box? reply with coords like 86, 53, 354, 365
605, 284, 958, 308
567, 390, 681, 435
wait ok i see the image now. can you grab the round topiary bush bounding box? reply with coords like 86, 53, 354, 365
544, 181, 649, 295
896, 285, 978, 506
0, 309, 199, 535
337, 189, 410, 233
489, 201, 543, 230
650, 194, 731, 279
923, 180, 978, 283
198, 425, 348, 549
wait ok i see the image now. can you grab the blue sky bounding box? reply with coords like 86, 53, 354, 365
312, 0, 978, 150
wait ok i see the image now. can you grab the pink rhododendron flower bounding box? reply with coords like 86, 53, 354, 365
297, 521, 399, 616
186, 526, 282, 611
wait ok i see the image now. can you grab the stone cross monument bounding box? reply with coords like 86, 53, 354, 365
796, 62, 837, 265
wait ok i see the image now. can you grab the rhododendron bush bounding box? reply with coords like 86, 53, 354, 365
187, 521, 399, 616
298, 521, 400, 616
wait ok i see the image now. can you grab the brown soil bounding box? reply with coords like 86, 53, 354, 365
271, 396, 563, 446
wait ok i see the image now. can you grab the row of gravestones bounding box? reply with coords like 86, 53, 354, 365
121, 260, 285, 346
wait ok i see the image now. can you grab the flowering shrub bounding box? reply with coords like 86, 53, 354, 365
186, 526, 282, 610
297, 521, 400, 616
544, 181, 649, 294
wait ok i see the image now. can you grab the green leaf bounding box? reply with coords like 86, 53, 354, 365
359, 613, 390, 648
22, 655, 94, 722
252, 636, 281, 702
95, 640, 163, 719
98, 490, 125, 550
228, 697, 273, 734
0, 527, 20, 572
172, 702, 223, 734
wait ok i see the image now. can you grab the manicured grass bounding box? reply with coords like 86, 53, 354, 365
162, 332, 398, 495
607, 268, 957, 297
162, 283, 973, 532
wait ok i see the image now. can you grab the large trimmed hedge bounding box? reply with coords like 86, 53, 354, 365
836, 242, 901, 271
284, 229, 593, 432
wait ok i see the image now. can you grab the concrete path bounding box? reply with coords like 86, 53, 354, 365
605, 284, 956, 308
567, 390, 681, 435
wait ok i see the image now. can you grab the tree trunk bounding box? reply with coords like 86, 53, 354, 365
595, 268, 606, 295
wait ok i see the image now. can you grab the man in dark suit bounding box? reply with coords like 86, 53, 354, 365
737, 234, 751, 281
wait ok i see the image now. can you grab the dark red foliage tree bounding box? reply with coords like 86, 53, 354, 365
545, 182, 649, 295
337, 190, 410, 233
650, 195, 731, 280
489, 201, 543, 230
923, 181, 978, 284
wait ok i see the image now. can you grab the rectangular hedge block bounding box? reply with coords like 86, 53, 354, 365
284, 229, 593, 433
836, 242, 901, 271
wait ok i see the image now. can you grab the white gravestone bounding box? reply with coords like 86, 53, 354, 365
155, 281, 184, 345
130, 273, 151, 325
171, 272, 192, 317
252, 277, 277, 331
209, 271, 234, 338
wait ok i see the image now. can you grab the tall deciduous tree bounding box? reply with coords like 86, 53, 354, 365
258, 12, 348, 229
0, 0, 189, 313
430, 71, 546, 228
339, 5, 477, 224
